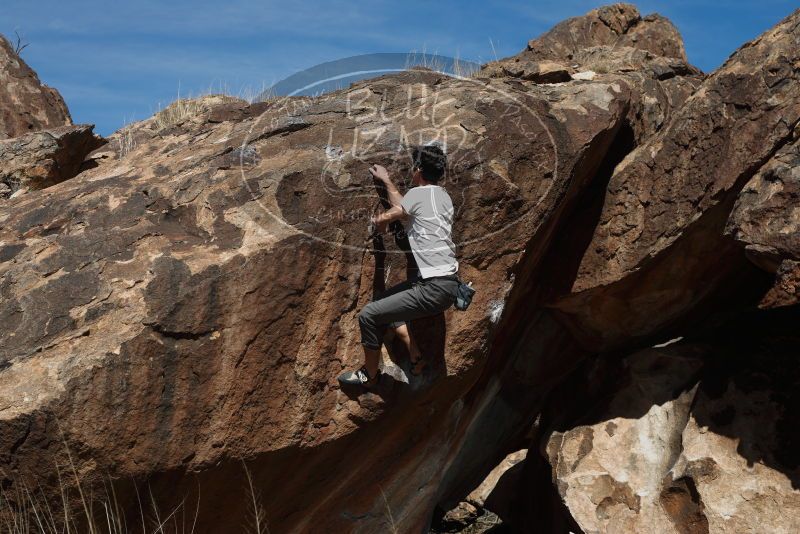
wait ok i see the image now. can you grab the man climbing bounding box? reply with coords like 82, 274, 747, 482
338, 144, 460, 389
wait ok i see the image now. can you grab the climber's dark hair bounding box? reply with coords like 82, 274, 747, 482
411, 144, 446, 183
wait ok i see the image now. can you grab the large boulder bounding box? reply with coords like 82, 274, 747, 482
0, 65, 631, 532
0, 4, 797, 534
544, 346, 704, 534
526, 3, 688, 63
537, 308, 800, 534
479, 4, 694, 78
426, 8, 705, 520
553, 8, 800, 350
0, 34, 71, 139
478, 4, 704, 144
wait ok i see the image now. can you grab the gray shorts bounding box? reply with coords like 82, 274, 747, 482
358, 274, 459, 349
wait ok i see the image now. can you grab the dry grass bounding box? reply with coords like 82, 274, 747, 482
488, 38, 499, 62
405, 46, 480, 79
197, 80, 277, 104
451, 52, 480, 79
151, 96, 206, 131
116, 126, 136, 158
405, 46, 446, 73
241, 462, 268, 534
150, 80, 277, 132
239, 82, 277, 104
0, 432, 268, 534
111, 79, 278, 158
12, 30, 29, 56
379, 486, 399, 534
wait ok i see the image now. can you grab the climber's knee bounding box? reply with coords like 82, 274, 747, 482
358, 303, 376, 327
358, 303, 382, 350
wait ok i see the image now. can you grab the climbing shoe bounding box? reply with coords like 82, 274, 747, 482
337, 366, 381, 389
408, 354, 428, 377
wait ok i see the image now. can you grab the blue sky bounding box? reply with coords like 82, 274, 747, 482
1, 1, 796, 136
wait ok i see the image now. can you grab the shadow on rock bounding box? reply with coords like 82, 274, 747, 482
512, 305, 800, 532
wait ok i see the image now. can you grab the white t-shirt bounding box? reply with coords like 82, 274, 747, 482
400, 185, 459, 278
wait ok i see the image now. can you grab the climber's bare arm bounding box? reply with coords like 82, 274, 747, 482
371, 205, 408, 233
369, 164, 404, 208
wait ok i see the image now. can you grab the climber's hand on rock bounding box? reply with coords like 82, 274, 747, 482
370, 213, 388, 234
369, 164, 390, 183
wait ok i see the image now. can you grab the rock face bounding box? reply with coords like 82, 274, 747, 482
0, 34, 91, 201
493, 59, 573, 84
536, 309, 800, 534
544, 347, 704, 534
0, 64, 632, 533
0, 34, 71, 139
552, 7, 800, 349
726, 135, 800, 308
0, 5, 798, 534
0, 124, 104, 197
480, 3, 692, 77
478, 3, 704, 146
526, 3, 687, 62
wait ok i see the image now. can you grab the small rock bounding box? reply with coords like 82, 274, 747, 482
502, 60, 573, 83
435, 502, 479, 532
0, 124, 105, 192
572, 70, 597, 81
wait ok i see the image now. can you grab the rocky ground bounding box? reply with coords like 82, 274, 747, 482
0, 3, 798, 533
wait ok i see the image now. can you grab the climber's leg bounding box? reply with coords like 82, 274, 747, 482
393, 323, 425, 375
339, 276, 458, 388
362, 345, 381, 382
358, 276, 457, 361
357, 279, 416, 351
338, 279, 413, 388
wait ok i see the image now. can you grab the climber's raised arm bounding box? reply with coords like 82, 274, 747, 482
368, 164, 404, 209
370, 204, 407, 234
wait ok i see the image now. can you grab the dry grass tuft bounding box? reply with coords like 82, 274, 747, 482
0, 432, 269, 534
116, 126, 136, 158
242, 462, 269, 534
405, 46, 480, 79
151, 79, 276, 132
380, 486, 399, 534
151, 97, 206, 131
